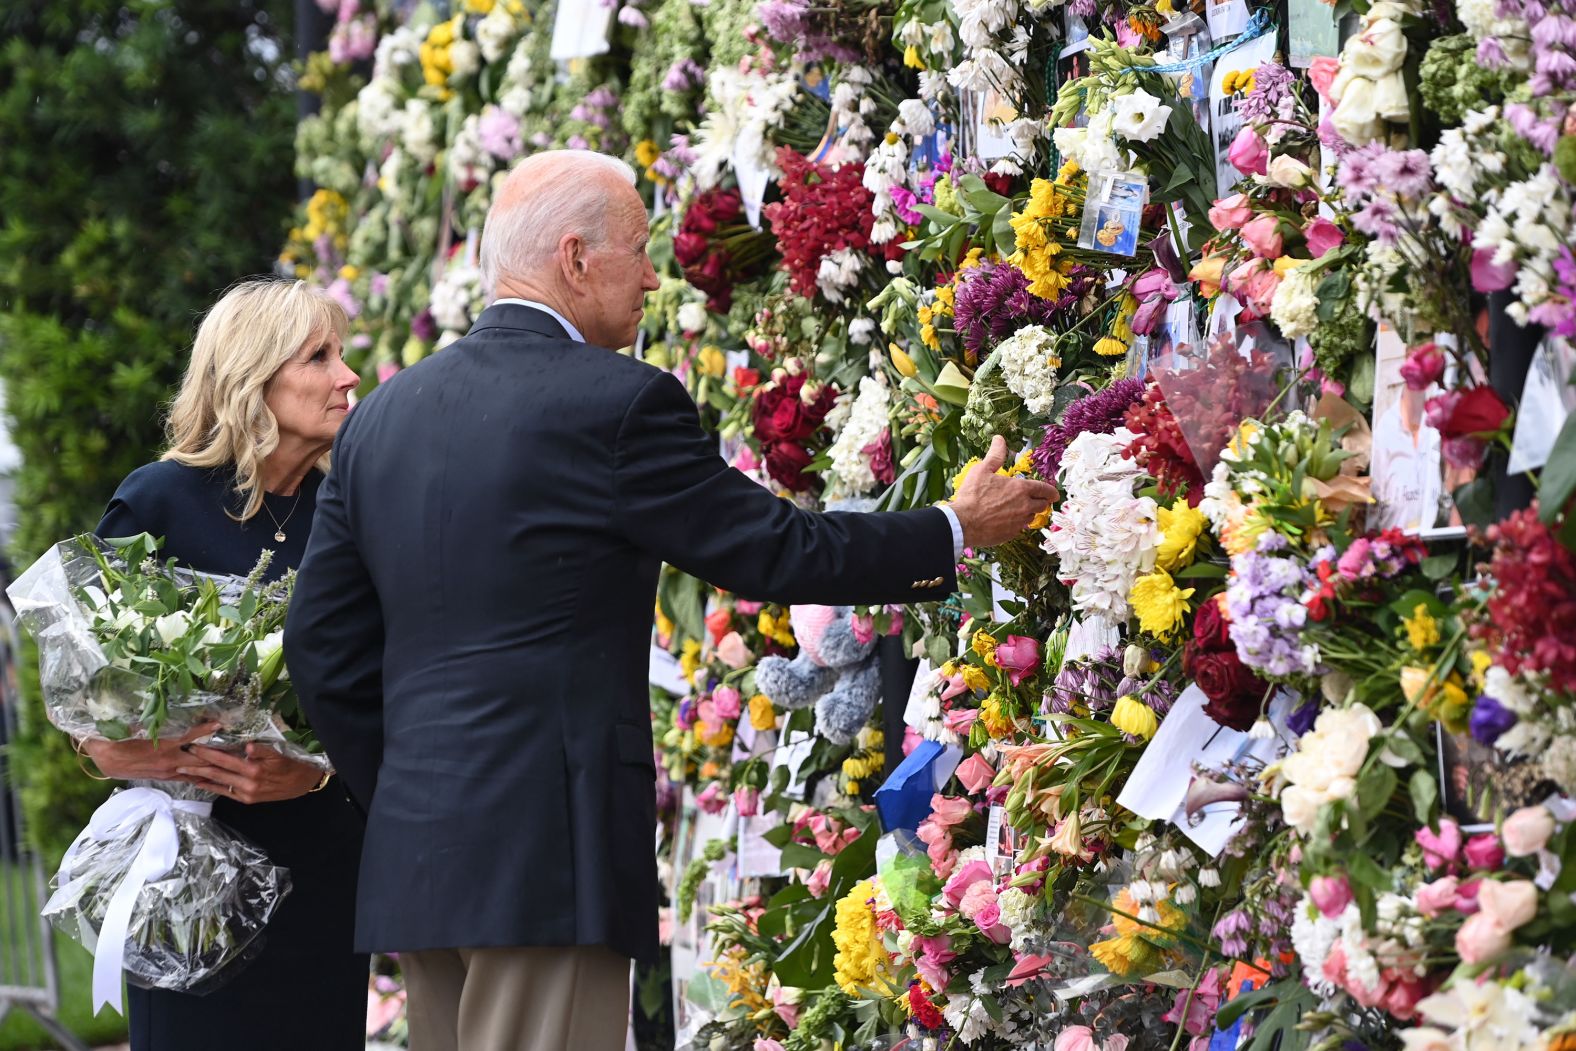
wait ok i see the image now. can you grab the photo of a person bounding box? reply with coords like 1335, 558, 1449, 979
1370, 382, 1443, 532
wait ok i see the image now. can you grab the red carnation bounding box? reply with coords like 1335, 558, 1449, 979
908, 982, 947, 1031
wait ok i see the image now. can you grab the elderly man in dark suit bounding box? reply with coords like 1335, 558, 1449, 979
283, 150, 1054, 1051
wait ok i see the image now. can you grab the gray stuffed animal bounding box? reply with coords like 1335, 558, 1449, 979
753, 604, 881, 745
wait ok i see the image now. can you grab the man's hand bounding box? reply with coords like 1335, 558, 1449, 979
949, 436, 1059, 550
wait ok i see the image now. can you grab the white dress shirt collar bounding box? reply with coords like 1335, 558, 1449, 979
490, 298, 585, 344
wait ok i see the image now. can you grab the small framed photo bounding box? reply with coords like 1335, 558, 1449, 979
1077, 171, 1148, 256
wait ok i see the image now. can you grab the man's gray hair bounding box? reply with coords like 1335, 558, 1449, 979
480, 151, 639, 294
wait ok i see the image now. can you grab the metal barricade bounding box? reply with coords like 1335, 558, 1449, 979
0, 605, 89, 1051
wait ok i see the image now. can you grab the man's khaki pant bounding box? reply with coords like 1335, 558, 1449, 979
401, 945, 631, 1051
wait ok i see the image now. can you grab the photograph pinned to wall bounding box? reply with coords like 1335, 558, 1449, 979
1207, 34, 1277, 204
1205, 0, 1250, 40
1369, 324, 1482, 536
548, 0, 614, 61
1077, 171, 1147, 256
1507, 335, 1576, 475
1161, 13, 1212, 134
959, 88, 1021, 163
1287, 0, 1341, 66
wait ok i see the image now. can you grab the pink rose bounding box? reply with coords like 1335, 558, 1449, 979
1232, 263, 1281, 318
806, 859, 833, 898
957, 879, 997, 920
1455, 911, 1512, 964
1414, 877, 1461, 918
1399, 342, 1446, 392
914, 934, 956, 990
1228, 127, 1269, 176
1471, 248, 1518, 292
972, 899, 1010, 942
928, 794, 976, 828
1380, 973, 1430, 1020
1241, 214, 1285, 258
1309, 875, 1354, 917
1308, 56, 1341, 102
1304, 216, 1346, 258
1503, 805, 1557, 857
943, 860, 994, 910
716, 632, 751, 669
733, 786, 760, 817
1208, 193, 1254, 231
1416, 819, 1464, 871
1056, 1026, 1098, 1051
755, 1040, 787, 1051
712, 685, 742, 721
1478, 879, 1539, 931
1455, 878, 1483, 914
995, 635, 1042, 686
956, 753, 997, 794
1464, 833, 1506, 871
850, 614, 876, 646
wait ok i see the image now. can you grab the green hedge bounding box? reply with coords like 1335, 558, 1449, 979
0, 0, 297, 862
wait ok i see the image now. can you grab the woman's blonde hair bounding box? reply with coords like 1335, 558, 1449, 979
162, 278, 350, 521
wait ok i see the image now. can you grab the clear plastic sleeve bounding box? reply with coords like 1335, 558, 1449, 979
41, 779, 291, 1007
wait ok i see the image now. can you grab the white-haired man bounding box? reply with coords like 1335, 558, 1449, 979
284, 151, 1055, 1051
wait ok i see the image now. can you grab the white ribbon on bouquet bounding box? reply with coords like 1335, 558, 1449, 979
46, 785, 213, 1013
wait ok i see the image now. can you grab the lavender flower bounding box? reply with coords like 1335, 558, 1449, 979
662, 58, 706, 93
1212, 909, 1252, 956
1031, 379, 1144, 479
1236, 62, 1295, 123
1224, 534, 1323, 679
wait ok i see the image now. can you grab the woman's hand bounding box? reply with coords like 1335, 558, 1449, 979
78, 722, 221, 781
177, 743, 326, 804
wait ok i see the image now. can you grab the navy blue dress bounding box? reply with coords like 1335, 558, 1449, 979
97, 460, 367, 1051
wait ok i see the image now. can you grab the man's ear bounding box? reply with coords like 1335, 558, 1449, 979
558, 233, 589, 286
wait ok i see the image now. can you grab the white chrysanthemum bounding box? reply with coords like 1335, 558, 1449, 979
356, 77, 407, 148
475, 4, 519, 63
898, 98, 936, 138
401, 99, 439, 164
372, 22, 425, 79
1290, 896, 1340, 994
676, 301, 708, 334
1270, 264, 1321, 340
430, 264, 485, 334
994, 325, 1061, 415
826, 377, 892, 499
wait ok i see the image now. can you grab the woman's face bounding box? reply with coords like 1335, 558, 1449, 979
264, 330, 358, 452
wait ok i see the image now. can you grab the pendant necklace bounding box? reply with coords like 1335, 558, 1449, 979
262, 489, 303, 544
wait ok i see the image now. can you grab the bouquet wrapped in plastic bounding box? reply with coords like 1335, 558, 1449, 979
7, 533, 327, 1011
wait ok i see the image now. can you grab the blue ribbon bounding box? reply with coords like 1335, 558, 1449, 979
1135, 7, 1274, 74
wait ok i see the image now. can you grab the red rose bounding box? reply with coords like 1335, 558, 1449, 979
1441, 386, 1510, 439
753, 386, 806, 443
1186, 643, 1269, 731
1191, 596, 1231, 650
764, 441, 816, 491
734, 366, 761, 390
864, 431, 895, 485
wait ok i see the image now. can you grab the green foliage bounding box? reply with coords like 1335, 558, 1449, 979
0, 0, 297, 861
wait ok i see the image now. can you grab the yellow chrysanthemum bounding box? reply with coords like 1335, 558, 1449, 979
633, 139, 661, 168
920, 322, 939, 351
1093, 336, 1128, 357
1403, 603, 1441, 651
654, 601, 674, 641
961, 665, 991, 693
1156, 501, 1208, 571
972, 630, 999, 666
832, 879, 894, 995
933, 284, 956, 316
981, 693, 1017, 738
679, 639, 702, 682
749, 694, 777, 731
1110, 695, 1159, 740
1130, 570, 1194, 639
1089, 933, 1153, 975
1469, 648, 1493, 689
757, 610, 796, 649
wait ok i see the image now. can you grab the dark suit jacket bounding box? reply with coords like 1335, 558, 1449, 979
283, 303, 956, 963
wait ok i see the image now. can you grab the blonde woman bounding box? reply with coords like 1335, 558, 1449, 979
85, 277, 367, 1051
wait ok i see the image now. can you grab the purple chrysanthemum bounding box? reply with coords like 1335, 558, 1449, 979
1031, 378, 1145, 480
952, 261, 1091, 358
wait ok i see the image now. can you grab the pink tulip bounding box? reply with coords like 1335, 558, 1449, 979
956, 753, 997, 793
1240, 214, 1285, 259
696, 782, 728, 814
995, 635, 1042, 686
1304, 217, 1346, 258
1464, 833, 1506, 871
733, 786, 760, 817
1309, 875, 1354, 917
1208, 193, 1254, 231
1228, 127, 1269, 176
